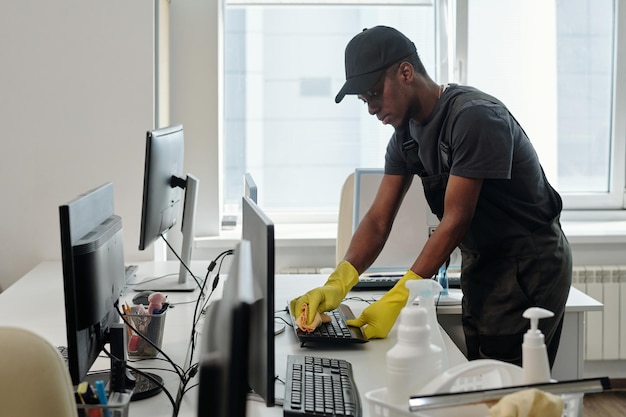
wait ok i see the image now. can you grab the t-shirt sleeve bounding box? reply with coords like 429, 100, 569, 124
384, 131, 409, 175
449, 102, 514, 179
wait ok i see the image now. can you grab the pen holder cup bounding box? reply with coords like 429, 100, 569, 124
124, 307, 167, 358
77, 390, 131, 417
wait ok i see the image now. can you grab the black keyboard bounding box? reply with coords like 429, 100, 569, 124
290, 304, 367, 346
352, 273, 461, 291
283, 355, 361, 417
351, 275, 402, 291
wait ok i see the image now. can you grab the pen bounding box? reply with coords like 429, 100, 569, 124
94, 380, 110, 417
121, 304, 133, 339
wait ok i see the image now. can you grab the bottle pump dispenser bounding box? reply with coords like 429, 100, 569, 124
522, 307, 554, 384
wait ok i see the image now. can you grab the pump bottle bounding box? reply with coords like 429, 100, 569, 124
385, 305, 442, 408
522, 307, 554, 384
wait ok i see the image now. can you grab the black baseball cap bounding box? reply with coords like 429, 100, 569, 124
335, 26, 416, 103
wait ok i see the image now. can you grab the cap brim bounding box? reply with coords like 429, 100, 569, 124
335, 69, 385, 103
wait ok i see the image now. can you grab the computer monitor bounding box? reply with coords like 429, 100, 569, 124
353, 168, 438, 273
59, 183, 127, 386
197, 240, 256, 417
60, 183, 164, 399
137, 124, 199, 292
241, 195, 275, 407
244, 172, 258, 204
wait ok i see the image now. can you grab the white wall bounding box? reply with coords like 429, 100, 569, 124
0, 1, 155, 291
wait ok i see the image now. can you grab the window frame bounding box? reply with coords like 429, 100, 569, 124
189, 0, 626, 238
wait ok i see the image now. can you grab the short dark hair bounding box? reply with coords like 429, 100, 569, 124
403, 52, 427, 75
384, 52, 427, 80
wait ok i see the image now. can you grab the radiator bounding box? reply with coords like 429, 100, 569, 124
572, 265, 626, 360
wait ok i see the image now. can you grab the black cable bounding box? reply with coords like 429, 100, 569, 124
274, 316, 293, 328
173, 249, 234, 413
159, 232, 203, 291
115, 306, 185, 379
186, 251, 232, 382
197, 253, 230, 320
102, 346, 177, 411
182, 382, 199, 396
189, 249, 234, 362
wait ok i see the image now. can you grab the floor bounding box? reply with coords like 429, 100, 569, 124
583, 379, 626, 417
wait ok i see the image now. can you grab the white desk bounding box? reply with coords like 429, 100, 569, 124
0, 261, 201, 417
0, 262, 603, 417
432, 287, 603, 381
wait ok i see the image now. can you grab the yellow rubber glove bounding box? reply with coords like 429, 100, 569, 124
290, 260, 359, 325
346, 270, 422, 339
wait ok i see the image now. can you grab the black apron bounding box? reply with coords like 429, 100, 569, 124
401, 94, 572, 367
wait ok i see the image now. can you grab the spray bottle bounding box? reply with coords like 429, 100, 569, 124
522, 307, 554, 384
385, 299, 442, 408
406, 279, 448, 370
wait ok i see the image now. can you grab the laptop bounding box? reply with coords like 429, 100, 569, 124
289, 303, 368, 346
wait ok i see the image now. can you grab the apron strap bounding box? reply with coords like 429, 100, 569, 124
402, 90, 502, 175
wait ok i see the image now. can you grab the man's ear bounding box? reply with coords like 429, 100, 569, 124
398, 62, 414, 84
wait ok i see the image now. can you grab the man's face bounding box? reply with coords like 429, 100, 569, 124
357, 64, 410, 129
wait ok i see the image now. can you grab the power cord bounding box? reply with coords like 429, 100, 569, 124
174, 249, 234, 413
101, 346, 177, 411
159, 232, 204, 292
115, 306, 185, 379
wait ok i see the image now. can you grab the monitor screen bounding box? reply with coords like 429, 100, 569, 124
59, 182, 126, 385
137, 124, 199, 292
353, 168, 438, 273
197, 240, 256, 417
241, 195, 275, 406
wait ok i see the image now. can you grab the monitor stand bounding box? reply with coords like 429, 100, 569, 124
84, 370, 163, 401
133, 274, 197, 292
134, 174, 200, 293
87, 323, 164, 401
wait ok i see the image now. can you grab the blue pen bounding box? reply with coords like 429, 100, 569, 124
94, 380, 111, 417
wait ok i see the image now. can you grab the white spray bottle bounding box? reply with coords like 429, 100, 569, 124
385, 282, 442, 408
406, 279, 448, 371
522, 307, 554, 384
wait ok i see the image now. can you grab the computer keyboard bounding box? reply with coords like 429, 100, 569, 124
352, 272, 461, 291
351, 274, 402, 291
290, 304, 367, 346
283, 355, 361, 417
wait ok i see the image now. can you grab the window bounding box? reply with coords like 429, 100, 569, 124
221, 0, 626, 229
223, 1, 436, 222
463, 0, 624, 210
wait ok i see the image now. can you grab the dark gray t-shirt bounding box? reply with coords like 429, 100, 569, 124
384, 84, 561, 235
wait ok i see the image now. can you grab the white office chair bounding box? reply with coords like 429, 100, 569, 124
336, 172, 355, 265
0, 326, 78, 417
